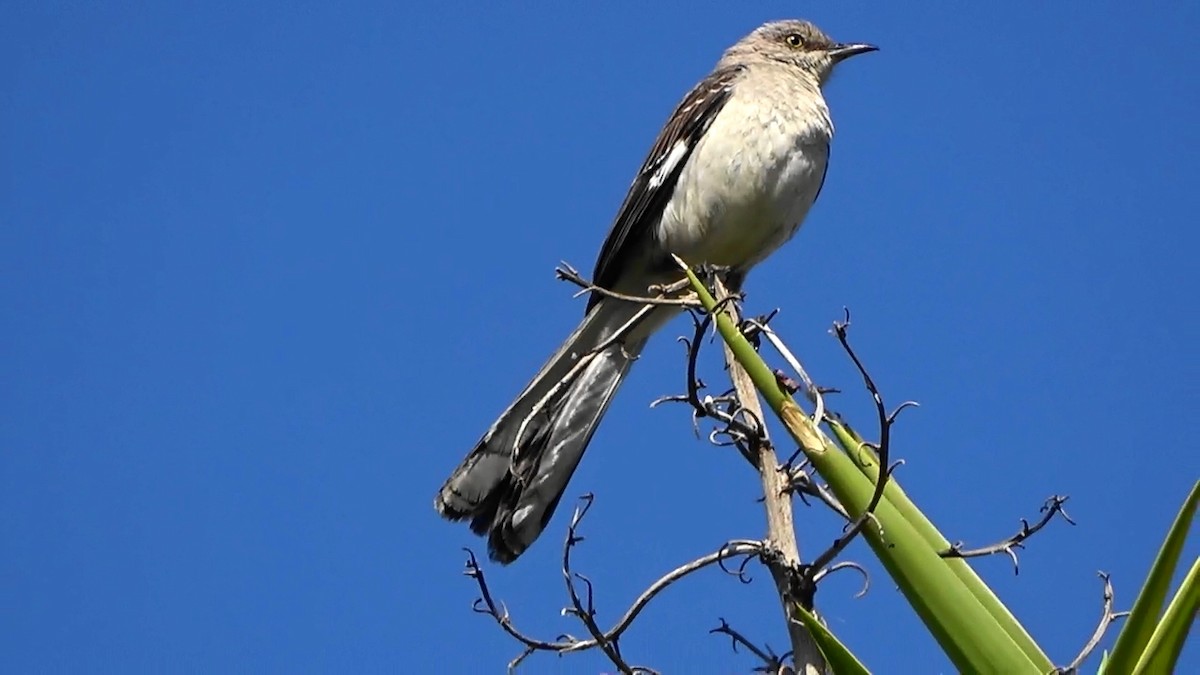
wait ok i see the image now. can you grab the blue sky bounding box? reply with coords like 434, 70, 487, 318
3, 2, 1198, 673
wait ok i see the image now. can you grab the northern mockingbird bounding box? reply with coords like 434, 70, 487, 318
436, 20, 875, 563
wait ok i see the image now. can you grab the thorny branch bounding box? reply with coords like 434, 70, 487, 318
463, 494, 764, 673
1054, 572, 1130, 674
941, 495, 1076, 574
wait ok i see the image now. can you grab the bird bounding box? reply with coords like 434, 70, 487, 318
435, 19, 876, 563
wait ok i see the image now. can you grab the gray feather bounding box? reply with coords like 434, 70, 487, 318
434, 298, 669, 562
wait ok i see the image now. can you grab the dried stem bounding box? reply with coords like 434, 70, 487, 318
1054, 572, 1129, 673
710, 275, 825, 675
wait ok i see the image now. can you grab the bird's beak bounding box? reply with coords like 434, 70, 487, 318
828, 43, 879, 62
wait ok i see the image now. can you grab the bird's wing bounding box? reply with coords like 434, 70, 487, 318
589, 65, 744, 309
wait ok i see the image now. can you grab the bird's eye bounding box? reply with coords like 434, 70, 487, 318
785, 33, 805, 48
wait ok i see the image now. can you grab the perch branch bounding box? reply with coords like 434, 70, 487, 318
556, 262, 700, 307
708, 274, 825, 674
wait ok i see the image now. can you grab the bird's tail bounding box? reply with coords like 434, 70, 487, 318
434, 299, 662, 563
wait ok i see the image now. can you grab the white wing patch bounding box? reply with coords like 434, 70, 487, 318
647, 139, 690, 189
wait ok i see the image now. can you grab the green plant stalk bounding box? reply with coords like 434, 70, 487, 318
683, 266, 1040, 673
1107, 480, 1200, 672
826, 419, 1053, 671
1132, 554, 1200, 674
792, 602, 870, 675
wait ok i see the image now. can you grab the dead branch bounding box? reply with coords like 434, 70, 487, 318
1054, 572, 1129, 674
708, 274, 826, 674
463, 549, 575, 655
803, 311, 902, 582
810, 560, 871, 599
710, 617, 794, 674
784, 466, 851, 520
556, 262, 700, 307
652, 303, 767, 467
560, 494, 631, 672
940, 495, 1075, 574
462, 495, 766, 672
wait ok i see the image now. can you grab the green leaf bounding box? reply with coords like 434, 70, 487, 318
792, 603, 870, 675
1108, 480, 1200, 672
1132, 555, 1200, 674
826, 419, 1053, 671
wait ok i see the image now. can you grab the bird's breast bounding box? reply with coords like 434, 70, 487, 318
656, 88, 831, 270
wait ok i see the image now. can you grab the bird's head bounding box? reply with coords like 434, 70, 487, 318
721, 20, 877, 84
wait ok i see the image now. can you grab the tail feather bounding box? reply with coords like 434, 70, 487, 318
435, 299, 667, 563
485, 345, 636, 562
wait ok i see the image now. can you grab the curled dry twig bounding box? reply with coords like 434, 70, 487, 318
653, 303, 769, 468
463, 494, 765, 673
804, 311, 904, 583
784, 466, 850, 520
560, 494, 630, 671
811, 560, 871, 599
710, 617, 793, 674
940, 495, 1075, 574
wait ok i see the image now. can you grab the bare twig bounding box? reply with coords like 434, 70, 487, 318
718, 545, 762, 584
652, 304, 765, 467
561, 494, 634, 674
1054, 572, 1130, 673
940, 495, 1075, 574
804, 312, 900, 579
463, 549, 577, 655
567, 538, 766, 650
556, 262, 700, 307
784, 467, 851, 520
560, 495, 769, 661
506, 646, 535, 672
650, 310, 714, 437
463, 502, 766, 672
811, 561, 871, 599
710, 617, 793, 674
